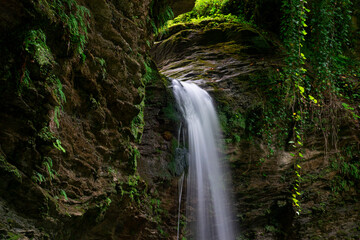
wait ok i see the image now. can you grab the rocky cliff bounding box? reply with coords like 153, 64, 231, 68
0, 0, 183, 239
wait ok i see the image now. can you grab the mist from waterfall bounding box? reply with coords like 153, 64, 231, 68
172, 79, 236, 240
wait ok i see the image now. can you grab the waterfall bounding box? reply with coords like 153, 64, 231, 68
172, 79, 236, 240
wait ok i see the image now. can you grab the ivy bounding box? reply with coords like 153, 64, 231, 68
281, 0, 310, 215
279, 0, 360, 212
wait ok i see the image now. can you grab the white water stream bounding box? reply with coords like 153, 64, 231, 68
172, 79, 236, 240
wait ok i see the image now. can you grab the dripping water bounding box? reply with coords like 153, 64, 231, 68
177, 173, 185, 240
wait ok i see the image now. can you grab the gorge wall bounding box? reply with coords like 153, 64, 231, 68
0, 0, 184, 239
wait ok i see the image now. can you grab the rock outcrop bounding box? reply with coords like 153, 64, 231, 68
0, 0, 179, 239
168, 0, 196, 17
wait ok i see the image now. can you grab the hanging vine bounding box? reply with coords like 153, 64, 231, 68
281, 0, 310, 215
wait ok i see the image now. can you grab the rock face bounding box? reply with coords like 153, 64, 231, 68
168, 0, 196, 17
152, 19, 360, 239
0, 0, 179, 239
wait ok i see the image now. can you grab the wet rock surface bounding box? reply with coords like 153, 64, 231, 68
0, 0, 179, 239
168, 0, 196, 17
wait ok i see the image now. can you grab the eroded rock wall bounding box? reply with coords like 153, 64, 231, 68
0, 0, 179, 239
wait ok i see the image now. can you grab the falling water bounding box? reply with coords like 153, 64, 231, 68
172, 79, 236, 240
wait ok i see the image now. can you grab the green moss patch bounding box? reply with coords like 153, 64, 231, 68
0, 155, 22, 181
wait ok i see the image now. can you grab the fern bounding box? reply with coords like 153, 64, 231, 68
52, 0, 90, 60
60, 189, 69, 200
54, 106, 61, 128
43, 156, 57, 180
53, 139, 66, 153
24, 29, 54, 68
32, 171, 46, 184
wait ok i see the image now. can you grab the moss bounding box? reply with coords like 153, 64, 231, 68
0, 154, 22, 181
119, 175, 142, 203
131, 99, 145, 143
207, 41, 247, 55
30, 0, 90, 61
38, 126, 56, 142
127, 145, 140, 174
162, 102, 179, 121
96, 197, 112, 223
6, 232, 24, 240
24, 29, 54, 69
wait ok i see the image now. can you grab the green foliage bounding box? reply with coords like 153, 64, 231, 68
169, 10, 250, 29
143, 61, 157, 86
120, 175, 141, 204
43, 156, 57, 181
276, 0, 359, 211
89, 95, 100, 109
32, 156, 58, 184
19, 28, 54, 93
280, 0, 311, 215
146, 194, 168, 237
54, 106, 61, 128
7, 232, 23, 240
192, 0, 234, 17
218, 104, 246, 143
38, 126, 56, 142
52, 0, 91, 61
38, 126, 66, 153
127, 145, 140, 174
96, 197, 112, 222
32, 171, 46, 184
18, 68, 32, 94
21, 28, 67, 136
53, 139, 66, 153
150, 1, 174, 35
163, 103, 179, 121
95, 57, 107, 79
265, 225, 279, 233
24, 29, 54, 68
47, 75, 66, 104
131, 103, 145, 143
167, 0, 252, 29
0, 154, 22, 180
330, 143, 360, 194
60, 189, 68, 200
341, 161, 360, 180
249, 71, 291, 150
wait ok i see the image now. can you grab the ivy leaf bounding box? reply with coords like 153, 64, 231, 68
353, 113, 360, 119
309, 95, 318, 103
342, 102, 354, 110
298, 85, 305, 93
